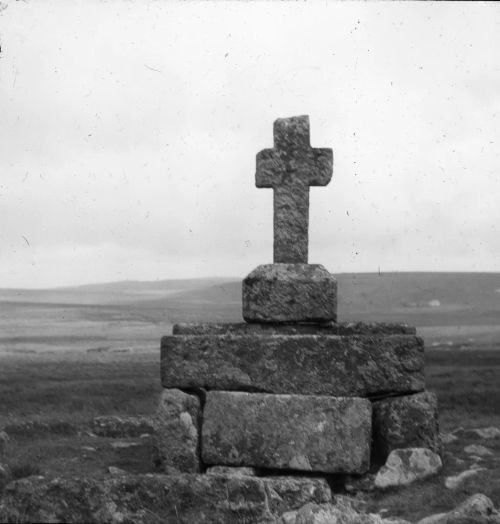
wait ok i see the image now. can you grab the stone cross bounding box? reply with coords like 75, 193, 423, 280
256, 115, 333, 264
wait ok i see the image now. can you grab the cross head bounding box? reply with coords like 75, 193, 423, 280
256, 115, 333, 263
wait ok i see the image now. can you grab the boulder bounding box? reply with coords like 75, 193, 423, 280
92, 415, 153, 438
374, 448, 442, 489
372, 392, 440, 460
162, 334, 425, 397
153, 389, 201, 473
173, 322, 416, 336
202, 391, 371, 474
242, 264, 337, 323
464, 444, 493, 456
417, 493, 500, 524
0, 473, 331, 523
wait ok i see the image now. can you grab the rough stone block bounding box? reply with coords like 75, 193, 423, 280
0, 473, 331, 524
161, 334, 425, 397
242, 264, 337, 322
153, 389, 201, 473
202, 392, 371, 474
173, 321, 416, 336
372, 391, 440, 459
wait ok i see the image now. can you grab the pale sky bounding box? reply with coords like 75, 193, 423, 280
1, 1, 499, 288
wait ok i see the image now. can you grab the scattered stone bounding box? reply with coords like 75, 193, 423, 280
173, 321, 416, 336
108, 466, 127, 475
455, 427, 500, 440
81, 446, 96, 452
372, 391, 440, 460
206, 466, 257, 477
444, 468, 483, 489
419, 493, 500, 523
255, 115, 333, 265
153, 388, 201, 473
109, 441, 141, 449
162, 334, 425, 397
0, 472, 331, 523
0, 431, 8, 461
92, 415, 153, 438
202, 391, 371, 474
464, 444, 493, 456
242, 264, 337, 323
374, 448, 442, 489
440, 432, 458, 445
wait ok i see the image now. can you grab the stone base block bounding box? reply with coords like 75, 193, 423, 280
202, 392, 371, 474
0, 473, 332, 524
242, 264, 337, 322
153, 389, 201, 473
372, 391, 440, 460
161, 333, 425, 397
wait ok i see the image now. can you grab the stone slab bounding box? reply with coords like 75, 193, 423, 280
153, 389, 201, 473
173, 321, 416, 336
161, 334, 425, 397
372, 391, 441, 460
242, 264, 337, 323
0, 473, 331, 524
202, 392, 371, 474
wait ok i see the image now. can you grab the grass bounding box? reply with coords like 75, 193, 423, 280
0, 347, 499, 522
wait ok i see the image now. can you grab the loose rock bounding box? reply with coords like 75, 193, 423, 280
464, 444, 493, 456
374, 448, 442, 489
444, 468, 483, 489
92, 415, 153, 438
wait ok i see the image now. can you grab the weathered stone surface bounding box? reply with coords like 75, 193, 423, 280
417, 493, 500, 524
243, 264, 337, 323
256, 115, 333, 264
372, 392, 440, 459
92, 415, 153, 438
0, 473, 331, 524
374, 448, 442, 489
161, 334, 425, 397
206, 466, 257, 477
0, 432, 8, 462
202, 392, 371, 474
281, 501, 412, 524
173, 321, 416, 336
153, 389, 201, 473
0, 463, 11, 492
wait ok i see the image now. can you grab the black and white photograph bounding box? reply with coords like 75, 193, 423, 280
0, 1, 499, 522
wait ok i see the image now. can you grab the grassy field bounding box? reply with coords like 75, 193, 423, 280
0, 347, 499, 522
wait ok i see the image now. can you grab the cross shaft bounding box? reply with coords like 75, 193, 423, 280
256, 115, 333, 263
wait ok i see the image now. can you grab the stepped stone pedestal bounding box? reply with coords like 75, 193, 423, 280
153, 115, 440, 521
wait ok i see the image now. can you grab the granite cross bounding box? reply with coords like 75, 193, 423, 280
256, 115, 333, 263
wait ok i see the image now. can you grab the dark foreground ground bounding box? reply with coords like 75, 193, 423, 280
1, 347, 499, 522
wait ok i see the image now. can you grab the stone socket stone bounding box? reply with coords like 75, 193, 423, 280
152, 389, 201, 473
372, 391, 441, 460
173, 321, 416, 336
0, 473, 331, 524
242, 264, 337, 323
202, 392, 371, 474
161, 334, 425, 397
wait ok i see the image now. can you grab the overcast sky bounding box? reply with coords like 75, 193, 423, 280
1, 1, 499, 288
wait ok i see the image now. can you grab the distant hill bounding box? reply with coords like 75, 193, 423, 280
2, 273, 500, 349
